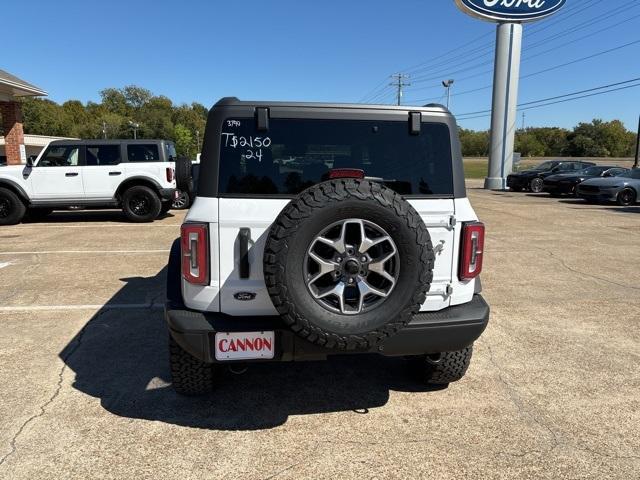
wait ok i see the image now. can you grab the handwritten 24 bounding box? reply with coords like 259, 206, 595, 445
222, 133, 272, 162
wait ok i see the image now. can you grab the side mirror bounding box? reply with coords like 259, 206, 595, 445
26, 156, 35, 167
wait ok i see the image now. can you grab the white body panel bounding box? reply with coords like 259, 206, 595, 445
81, 165, 121, 199
30, 166, 84, 199
182, 196, 479, 315
0, 148, 175, 204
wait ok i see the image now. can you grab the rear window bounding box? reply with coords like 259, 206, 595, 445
218, 118, 453, 196
127, 144, 160, 162
86, 145, 121, 166
165, 143, 177, 161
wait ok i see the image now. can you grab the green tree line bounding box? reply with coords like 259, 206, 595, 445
18, 85, 208, 158
459, 119, 637, 158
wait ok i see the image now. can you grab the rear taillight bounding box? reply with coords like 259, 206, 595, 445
181, 223, 209, 285
166, 167, 174, 183
329, 168, 365, 179
459, 222, 485, 281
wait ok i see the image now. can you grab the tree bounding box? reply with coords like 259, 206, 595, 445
565, 119, 635, 157
528, 127, 569, 156
173, 123, 193, 157
515, 131, 545, 157
459, 128, 489, 156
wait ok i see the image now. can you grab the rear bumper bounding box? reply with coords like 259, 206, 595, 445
165, 295, 490, 363
159, 188, 177, 202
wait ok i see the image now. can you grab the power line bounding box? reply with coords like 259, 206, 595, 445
407, 36, 640, 102
455, 78, 640, 122
405, 0, 602, 77
457, 77, 640, 117
408, 1, 640, 87
358, 0, 634, 103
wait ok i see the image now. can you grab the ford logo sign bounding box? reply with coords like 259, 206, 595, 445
455, 0, 566, 23
234, 292, 257, 301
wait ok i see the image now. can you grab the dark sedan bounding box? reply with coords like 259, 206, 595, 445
507, 160, 596, 193
542, 165, 629, 196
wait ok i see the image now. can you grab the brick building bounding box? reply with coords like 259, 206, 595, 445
0, 69, 47, 165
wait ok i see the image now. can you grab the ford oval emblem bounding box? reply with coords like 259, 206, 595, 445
234, 292, 257, 301
455, 0, 566, 23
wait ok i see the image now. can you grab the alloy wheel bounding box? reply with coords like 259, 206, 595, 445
304, 218, 400, 315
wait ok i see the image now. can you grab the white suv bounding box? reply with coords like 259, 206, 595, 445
165, 98, 490, 395
0, 139, 187, 224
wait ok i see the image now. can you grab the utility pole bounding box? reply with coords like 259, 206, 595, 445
390, 74, 410, 106
634, 114, 639, 169
521, 111, 526, 130
442, 79, 455, 109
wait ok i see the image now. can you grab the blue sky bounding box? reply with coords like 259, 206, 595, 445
3, 0, 639, 131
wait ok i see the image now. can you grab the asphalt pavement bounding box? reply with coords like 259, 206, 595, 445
0, 184, 638, 479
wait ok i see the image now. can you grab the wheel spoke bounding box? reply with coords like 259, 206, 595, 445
315, 222, 347, 254
313, 282, 346, 313
307, 251, 339, 285
357, 278, 388, 312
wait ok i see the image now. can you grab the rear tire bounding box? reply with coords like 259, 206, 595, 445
414, 346, 473, 385
172, 189, 191, 210
617, 188, 637, 206
169, 336, 214, 396
122, 185, 161, 222
529, 178, 544, 193
0, 187, 26, 225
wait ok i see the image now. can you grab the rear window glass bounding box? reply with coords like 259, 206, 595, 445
218, 118, 453, 196
86, 145, 121, 166
165, 143, 177, 161
127, 144, 160, 162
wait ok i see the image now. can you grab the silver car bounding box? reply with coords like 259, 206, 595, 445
577, 168, 640, 206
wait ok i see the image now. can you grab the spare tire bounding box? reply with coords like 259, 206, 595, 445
174, 156, 192, 191
264, 179, 434, 350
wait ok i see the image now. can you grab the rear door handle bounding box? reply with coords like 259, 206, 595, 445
238, 228, 251, 279
109, 171, 122, 176
65, 172, 78, 177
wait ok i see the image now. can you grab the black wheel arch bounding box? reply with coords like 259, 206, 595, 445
115, 176, 163, 201
0, 180, 30, 206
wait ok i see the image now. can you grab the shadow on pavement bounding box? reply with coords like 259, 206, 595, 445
22, 210, 176, 224
60, 267, 438, 431
603, 206, 640, 214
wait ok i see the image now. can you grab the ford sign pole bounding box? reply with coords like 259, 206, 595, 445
486, 22, 522, 190
634, 115, 639, 169
454, 0, 566, 190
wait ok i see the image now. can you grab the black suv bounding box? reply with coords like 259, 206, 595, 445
507, 160, 595, 193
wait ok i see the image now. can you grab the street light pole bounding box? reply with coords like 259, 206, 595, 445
128, 121, 139, 140
442, 79, 454, 109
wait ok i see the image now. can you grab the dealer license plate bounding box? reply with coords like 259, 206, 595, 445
214, 331, 275, 361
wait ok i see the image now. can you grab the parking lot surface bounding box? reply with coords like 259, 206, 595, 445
0, 186, 638, 479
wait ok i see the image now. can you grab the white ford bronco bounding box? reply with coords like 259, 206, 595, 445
165, 98, 489, 395
0, 139, 190, 224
